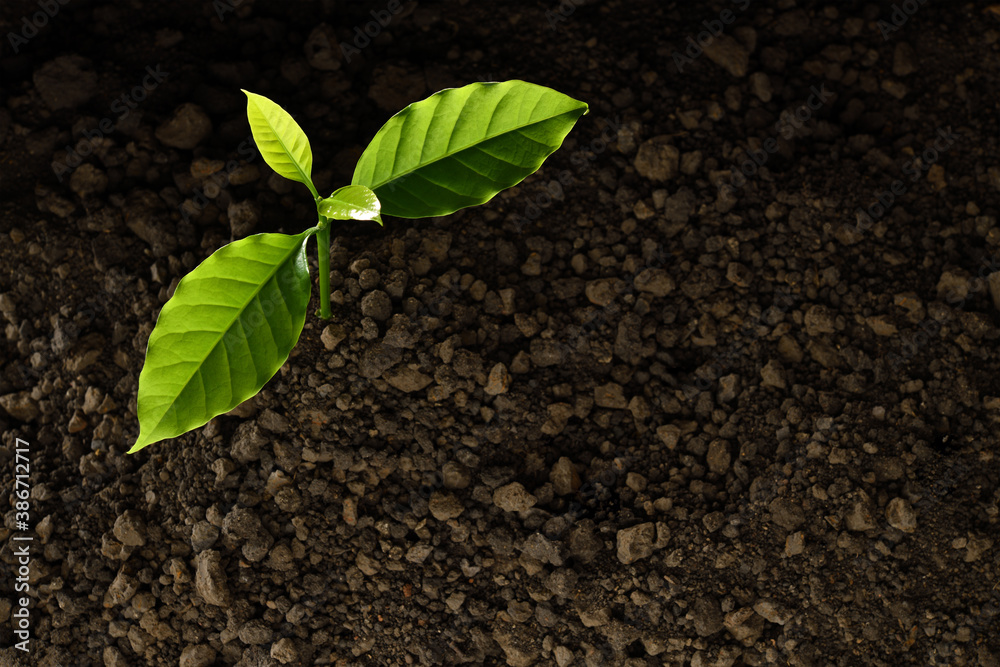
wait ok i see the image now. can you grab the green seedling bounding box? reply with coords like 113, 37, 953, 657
129, 80, 588, 453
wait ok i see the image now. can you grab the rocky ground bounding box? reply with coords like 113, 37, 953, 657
1, 0, 999, 665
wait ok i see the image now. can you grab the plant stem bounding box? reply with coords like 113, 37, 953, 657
316, 215, 331, 319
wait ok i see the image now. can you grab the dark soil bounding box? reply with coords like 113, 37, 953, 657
1, 0, 999, 665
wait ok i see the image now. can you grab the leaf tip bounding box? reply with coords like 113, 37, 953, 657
242, 89, 262, 108
129, 428, 162, 454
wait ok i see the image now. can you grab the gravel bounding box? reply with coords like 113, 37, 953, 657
5, 2, 998, 665
493, 483, 537, 513
616, 522, 657, 564
633, 136, 681, 181
112, 510, 147, 546
33, 55, 98, 110
155, 103, 213, 150
194, 551, 231, 608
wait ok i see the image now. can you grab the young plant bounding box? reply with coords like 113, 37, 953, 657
128, 80, 588, 453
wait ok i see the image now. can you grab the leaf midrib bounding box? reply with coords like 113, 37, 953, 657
361, 102, 586, 191
141, 235, 306, 442
249, 94, 314, 194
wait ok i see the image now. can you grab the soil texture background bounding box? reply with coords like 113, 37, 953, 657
1, 0, 999, 665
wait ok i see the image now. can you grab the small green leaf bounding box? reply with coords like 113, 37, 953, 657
352, 80, 588, 219
130, 231, 313, 453
243, 89, 318, 198
318, 185, 383, 226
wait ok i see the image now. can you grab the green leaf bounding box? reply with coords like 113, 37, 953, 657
351, 80, 588, 219
130, 232, 313, 453
318, 184, 383, 226
243, 89, 318, 198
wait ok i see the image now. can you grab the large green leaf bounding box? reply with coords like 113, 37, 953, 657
130, 232, 313, 453
351, 80, 588, 218
243, 89, 318, 198
318, 184, 383, 225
